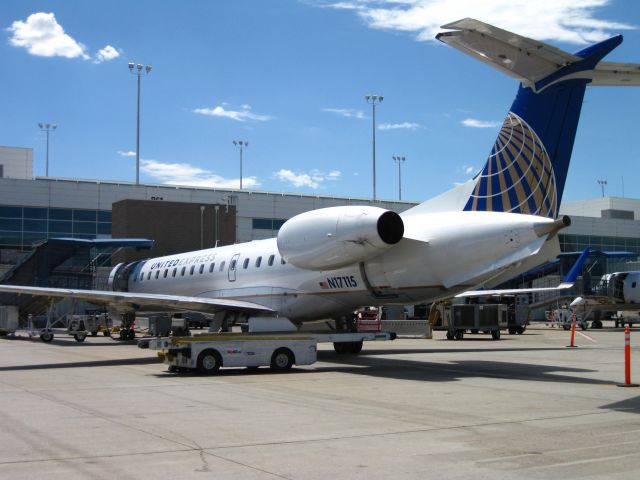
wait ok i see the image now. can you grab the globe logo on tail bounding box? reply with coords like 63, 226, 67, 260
464, 112, 557, 218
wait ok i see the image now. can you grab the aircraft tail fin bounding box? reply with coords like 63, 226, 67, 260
406, 19, 639, 219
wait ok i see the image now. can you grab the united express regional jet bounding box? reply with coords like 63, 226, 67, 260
2, 19, 640, 340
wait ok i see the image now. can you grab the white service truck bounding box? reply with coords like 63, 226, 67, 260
144, 331, 396, 374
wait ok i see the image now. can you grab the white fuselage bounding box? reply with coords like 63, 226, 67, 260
126, 211, 559, 322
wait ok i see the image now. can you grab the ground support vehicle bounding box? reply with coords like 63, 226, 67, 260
2, 313, 104, 343
144, 331, 396, 374
440, 304, 508, 340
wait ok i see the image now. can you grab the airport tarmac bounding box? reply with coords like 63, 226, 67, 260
0, 326, 639, 479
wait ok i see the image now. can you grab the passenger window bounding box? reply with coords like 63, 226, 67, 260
155, 270, 159, 279
139, 272, 144, 282
209, 262, 215, 273
181, 266, 186, 276
219, 261, 226, 271
199, 264, 204, 274
172, 268, 177, 277
256, 256, 262, 268
147, 271, 151, 280
243, 258, 249, 269
268, 255, 274, 266
163, 269, 168, 278
633, 282, 637, 288
190, 265, 195, 275
230, 259, 237, 270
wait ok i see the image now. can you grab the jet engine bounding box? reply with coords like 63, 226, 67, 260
277, 206, 404, 270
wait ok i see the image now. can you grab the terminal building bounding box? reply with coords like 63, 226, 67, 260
1, 145, 640, 301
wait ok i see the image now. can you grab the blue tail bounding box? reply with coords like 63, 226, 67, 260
463, 34, 622, 218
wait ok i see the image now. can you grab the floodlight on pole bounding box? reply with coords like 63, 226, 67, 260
233, 140, 249, 189
597, 179, 608, 197
128, 62, 152, 185
365, 94, 383, 201
392, 155, 406, 201
38, 123, 58, 177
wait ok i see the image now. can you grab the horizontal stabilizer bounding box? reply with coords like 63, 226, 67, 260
438, 18, 640, 90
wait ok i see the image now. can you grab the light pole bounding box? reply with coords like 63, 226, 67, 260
392, 155, 405, 201
38, 123, 57, 177
365, 94, 383, 201
597, 179, 607, 197
128, 62, 152, 185
233, 140, 248, 189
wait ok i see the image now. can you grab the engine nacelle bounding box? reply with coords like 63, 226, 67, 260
277, 206, 404, 270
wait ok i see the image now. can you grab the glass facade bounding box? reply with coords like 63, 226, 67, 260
252, 218, 287, 230
558, 233, 640, 256
0, 205, 112, 249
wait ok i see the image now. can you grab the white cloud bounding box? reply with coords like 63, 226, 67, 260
117, 150, 136, 157
275, 169, 342, 189
140, 158, 258, 189
322, 108, 366, 119
320, 0, 633, 44
193, 104, 272, 122
94, 45, 120, 63
461, 118, 502, 128
7, 12, 90, 59
378, 122, 420, 130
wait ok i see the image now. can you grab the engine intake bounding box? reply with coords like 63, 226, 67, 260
277, 206, 404, 271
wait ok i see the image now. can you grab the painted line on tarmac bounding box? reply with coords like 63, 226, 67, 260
577, 331, 597, 343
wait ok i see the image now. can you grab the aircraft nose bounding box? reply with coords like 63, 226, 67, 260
533, 215, 571, 238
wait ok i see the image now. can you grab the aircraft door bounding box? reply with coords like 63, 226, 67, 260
228, 253, 240, 282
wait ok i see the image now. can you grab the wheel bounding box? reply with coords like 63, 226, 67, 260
167, 365, 179, 373
470, 329, 479, 334
454, 330, 464, 340
516, 326, 525, 334
73, 333, 86, 342
91, 331, 98, 337
348, 341, 363, 354
508, 327, 516, 335
592, 320, 603, 329
40, 331, 54, 342
119, 329, 128, 340
491, 330, 501, 340
127, 329, 136, 340
333, 342, 349, 354
196, 349, 221, 374
446, 330, 454, 340
271, 348, 294, 371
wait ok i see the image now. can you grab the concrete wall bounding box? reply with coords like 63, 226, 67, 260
0, 147, 33, 180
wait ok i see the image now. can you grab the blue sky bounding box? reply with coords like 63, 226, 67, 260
1, 0, 639, 203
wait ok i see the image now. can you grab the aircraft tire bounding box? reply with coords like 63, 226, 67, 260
73, 333, 86, 342
197, 349, 221, 375
454, 330, 464, 340
271, 348, 294, 371
491, 330, 500, 340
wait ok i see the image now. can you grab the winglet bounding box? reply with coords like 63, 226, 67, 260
558, 248, 591, 288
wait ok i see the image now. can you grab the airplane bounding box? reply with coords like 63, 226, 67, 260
571, 271, 640, 327
2, 18, 640, 351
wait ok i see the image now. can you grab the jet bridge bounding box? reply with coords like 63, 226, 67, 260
0, 238, 153, 319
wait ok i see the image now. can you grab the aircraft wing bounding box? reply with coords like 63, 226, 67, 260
0, 284, 273, 314
457, 248, 591, 298
570, 296, 639, 312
